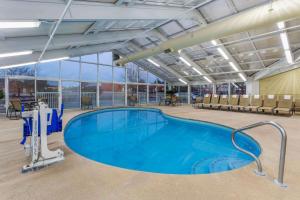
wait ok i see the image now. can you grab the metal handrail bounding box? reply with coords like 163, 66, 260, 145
231, 121, 287, 188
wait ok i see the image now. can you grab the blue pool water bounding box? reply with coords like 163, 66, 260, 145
64, 108, 261, 174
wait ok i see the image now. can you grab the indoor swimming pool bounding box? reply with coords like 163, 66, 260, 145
64, 108, 261, 174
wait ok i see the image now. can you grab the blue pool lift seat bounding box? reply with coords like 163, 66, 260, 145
20, 104, 64, 145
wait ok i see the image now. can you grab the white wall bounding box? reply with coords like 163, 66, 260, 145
246, 78, 259, 95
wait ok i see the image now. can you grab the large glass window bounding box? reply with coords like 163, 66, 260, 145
114, 83, 125, 106
36, 61, 59, 79
99, 65, 112, 82
9, 79, 35, 102
138, 85, 147, 104
62, 81, 80, 109
127, 63, 138, 83
157, 85, 164, 102
114, 67, 125, 83
61, 61, 80, 80
191, 84, 213, 101
81, 82, 97, 107
148, 72, 157, 84
81, 54, 97, 63
178, 86, 188, 103
81, 63, 97, 81
149, 85, 157, 103
216, 83, 229, 95
231, 82, 246, 95
139, 68, 147, 83
36, 80, 59, 108
7, 64, 35, 77
99, 82, 113, 106
99, 52, 112, 65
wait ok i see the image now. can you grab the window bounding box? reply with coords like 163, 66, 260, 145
99, 82, 113, 106
149, 86, 157, 103
148, 72, 157, 84
126, 63, 138, 83
9, 79, 35, 102
139, 68, 147, 83
81, 63, 97, 81
7, 64, 35, 77
178, 86, 188, 103
69, 57, 80, 61
99, 52, 112, 65
191, 84, 213, 101
138, 85, 147, 104
216, 83, 229, 95
114, 67, 125, 83
114, 83, 125, 106
36, 80, 59, 108
61, 61, 80, 80
157, 85, 164, 102
62, 81, 80, 109
231, 82, 246, 95
99, 65, 112, 82
36, 61, 59, 79
81, 54, 98, 63
81, 82, 97, 107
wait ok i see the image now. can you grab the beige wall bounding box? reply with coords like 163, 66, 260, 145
259, 67, 300, 100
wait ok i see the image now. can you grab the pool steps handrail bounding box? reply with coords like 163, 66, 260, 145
231, 121, 287, 188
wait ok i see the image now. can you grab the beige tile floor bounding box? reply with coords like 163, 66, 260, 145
0, 105, 300, 200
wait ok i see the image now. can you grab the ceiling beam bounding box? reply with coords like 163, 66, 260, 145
0, 0, 195, 20
151, 29, 215, 82
128, 42, 189, 83
0, 30, 147, 54
0, 42, 122, 68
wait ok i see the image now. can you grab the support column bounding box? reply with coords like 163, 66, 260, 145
146, 84, 149, 104
96, 82, 100, 107
228, 82, 231, 96
58, 80, 62, 110
213, 83, 216, 94
188, 84, 191, 104
125, 68, 128, 106
5, 76, 9, 113
164, 82, 167, 99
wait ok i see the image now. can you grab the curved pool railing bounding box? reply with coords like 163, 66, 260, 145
231, 121, 287, 188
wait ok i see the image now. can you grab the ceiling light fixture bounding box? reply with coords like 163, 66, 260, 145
0, 21, 41, 29
183, 71, 189, 76
238, 73, 247, 82
277, 21, 294, 64
217, 48, 229, 60
147, 58, 160, 67
179, 56, 191, 66
192, 67, 202, 75
179, 78, 187, 85
203, 76, 212, 83
1, 61, 37, 69
0, 50, 33, 58
40, 57, 70, 63
211, 40, 218, 46
229, 62, 239, 72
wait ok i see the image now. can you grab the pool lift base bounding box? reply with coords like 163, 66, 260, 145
21, 102, 64, 173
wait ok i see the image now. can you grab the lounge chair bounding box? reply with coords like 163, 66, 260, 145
171, 96, 181, 106
193, 97, 202, 108
199, 94, 211, 108
81, 96, 93, 110
232, 95, 250, 111
295, 99, 300, 114
8, 99, 22, 119
217, 95, 229, 110
273, 95, 293, 115
244, 95, 263, 112
257, 95, 277, 113
204, 94, 219, 109
221, 95, 239, 110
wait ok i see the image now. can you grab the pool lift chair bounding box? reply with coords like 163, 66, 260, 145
21, 102, 64, 172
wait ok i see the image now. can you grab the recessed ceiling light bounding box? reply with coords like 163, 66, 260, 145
1, 61, 37, 69
179, 56, 191, 66
40, 57, 69, 63
179, 78, 187, 85
147, 59, 160, 67
192, 67, 202, 75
